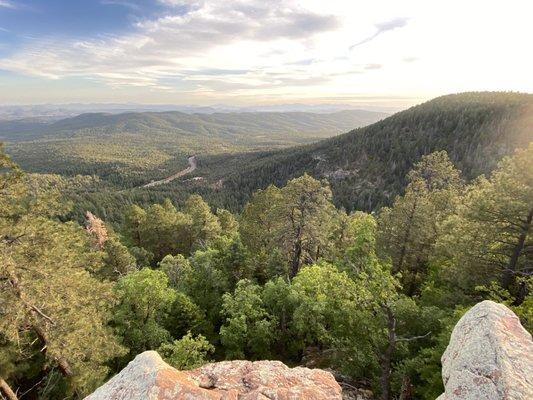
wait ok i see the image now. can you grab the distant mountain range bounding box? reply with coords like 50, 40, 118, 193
0, 103, 397, 121
1, 109, 388, 186
1, 109, 388, 143
2, 91, 531, 224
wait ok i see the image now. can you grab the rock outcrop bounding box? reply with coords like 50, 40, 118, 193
85, 351, 342, 399
437, 300, 533, 400
86, 300, 533, 400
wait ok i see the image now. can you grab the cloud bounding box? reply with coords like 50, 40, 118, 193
350, 17, 409, 49
157, 0, 201, 6
0, 0, 340, 92
374, 17, 409, 32
285, 58, 316, 66
185, 68, 250, 76
189, 74, 331, 92
100, 0, 141, 10
0, 0, 16, 9
135, 1, 338, 45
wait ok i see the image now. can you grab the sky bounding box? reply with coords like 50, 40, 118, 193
0, 0, 531, 107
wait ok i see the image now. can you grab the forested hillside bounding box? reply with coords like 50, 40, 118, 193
1, 143, 531, 400
209, 92, 533, 211
1, 109, 388, 142
2, 109, 386, 187
29, 92, 531, 225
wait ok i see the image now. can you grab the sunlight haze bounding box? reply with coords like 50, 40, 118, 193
0, 0, 531, 108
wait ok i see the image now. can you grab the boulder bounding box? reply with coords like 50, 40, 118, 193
438, 300, 533, 399
85, 351, 342, 400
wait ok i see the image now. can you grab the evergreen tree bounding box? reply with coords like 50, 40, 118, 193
142, 202, 191, 261
123, 205, 147, 248
164, 293, 207, 341
158, 332, 214, 370
220, 280, 276, 359
113, 268, 176, 357
378, 151, 462, 294
217, 208, 239, 239
183, 248, 230, 335
240, 185, 283, 255
158, 253, 192, 290
280, 175, 336, 278
102, 238, 137, 278
184, 194, 221, 253
435, 144, 533, 302
0, 147, 124, 396
240, 175, 336, 279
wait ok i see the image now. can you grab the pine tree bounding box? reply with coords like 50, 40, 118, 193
240, 175, 336, 279
378, 151, 462, 294
0, 146, 125, 396
435, 144, 533, 302
184, 194, 221, 253
113, 268, 176, 356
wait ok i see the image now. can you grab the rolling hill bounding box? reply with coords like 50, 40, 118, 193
1, 109, 387, 186
0, 109, 388, 143
2, 92, 531, 223
185, 92, 533, 211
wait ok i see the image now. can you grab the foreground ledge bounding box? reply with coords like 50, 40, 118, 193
85, 352, 342, 400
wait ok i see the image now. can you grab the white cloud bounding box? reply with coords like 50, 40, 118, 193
0, 0, 16, 9
350, 17, 409, 49
157, 0, 203, 6
0, 0, 339, 90
100, 0, 141, 10
0, 0, 532, 105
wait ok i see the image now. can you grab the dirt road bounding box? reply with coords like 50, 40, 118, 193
142, 155, 197, 188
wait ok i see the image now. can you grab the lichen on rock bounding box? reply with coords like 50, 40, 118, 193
85, 352, 342, 399
437, 300, 533, 400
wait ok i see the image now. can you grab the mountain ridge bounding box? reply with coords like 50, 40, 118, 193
192, 92, 533, 211
0, 109, 388, 142
1, 109, 388, 186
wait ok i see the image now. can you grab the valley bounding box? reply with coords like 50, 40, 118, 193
13, 91, 527, 224
2, 109, 387, 189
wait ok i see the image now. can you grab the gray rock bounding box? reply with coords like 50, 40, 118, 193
438, 300, 533, 399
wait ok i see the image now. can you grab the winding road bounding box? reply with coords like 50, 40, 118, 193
142, 155, 197, 188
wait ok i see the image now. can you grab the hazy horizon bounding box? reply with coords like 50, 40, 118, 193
0, 0, 531, 108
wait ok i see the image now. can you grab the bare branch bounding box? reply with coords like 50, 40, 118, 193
30, 305, 55, 325
397, 331, 431, 342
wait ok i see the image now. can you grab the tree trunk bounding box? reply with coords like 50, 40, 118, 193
289, 240, 302, 279
380, 305, 396, 400
31, 321, 74, 377
0, 378, 18, 400
502, 207, 532, 290
8, 277, 74, 378
514, 279, 528, 306
135, 222, 143, 247
394, 198, 418, 274
399, 375, 413, 400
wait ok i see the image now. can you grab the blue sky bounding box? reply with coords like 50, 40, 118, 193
0, 1, 176, 36
0, 1, 178, 55
0, 0, 532, 106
